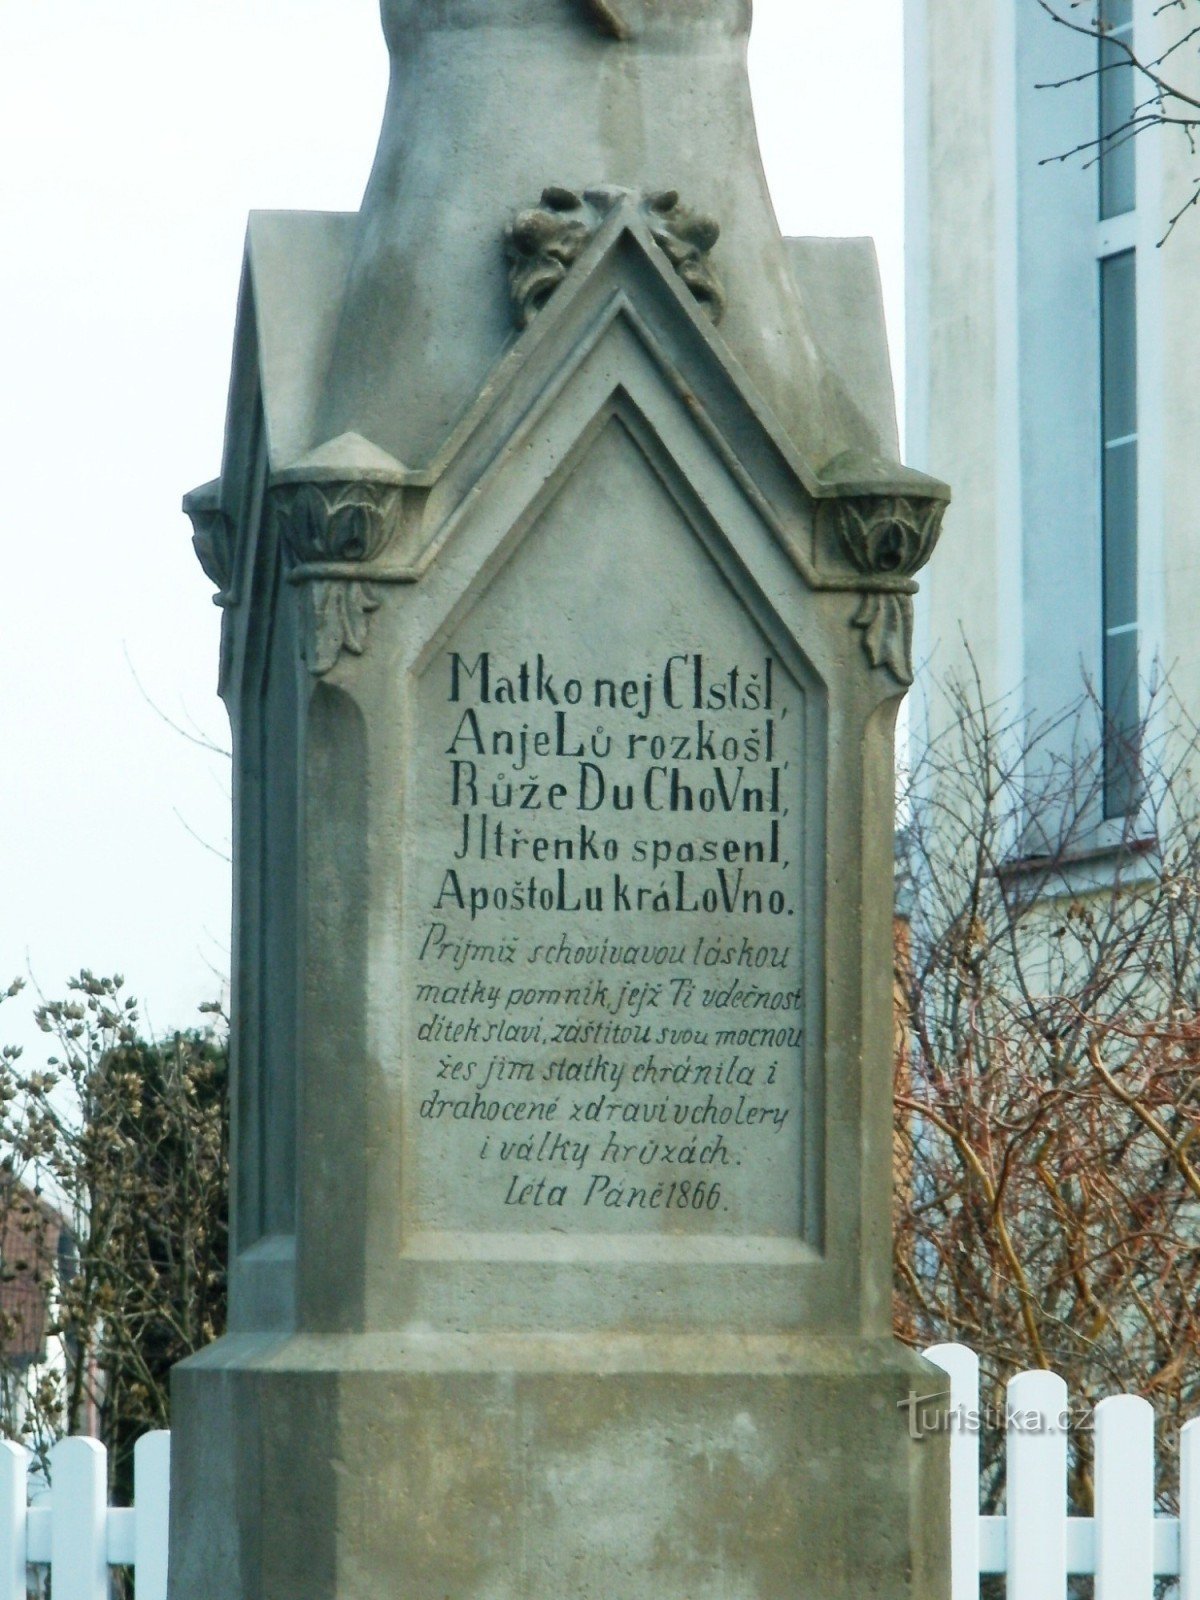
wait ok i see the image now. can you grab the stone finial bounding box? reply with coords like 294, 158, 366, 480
506, 186, 725, 328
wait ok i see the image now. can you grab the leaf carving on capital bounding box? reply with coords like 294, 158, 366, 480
848, 592, 918, 687
273, 481, 399, 568
301, 580, 383, 678
821, 495, 947, 686
271, 481, 403, 676
505, 185, 725, 328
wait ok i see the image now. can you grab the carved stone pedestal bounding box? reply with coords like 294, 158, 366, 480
173, 4, 951, 1596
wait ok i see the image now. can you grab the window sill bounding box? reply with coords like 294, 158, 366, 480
997, 828, 1158, 893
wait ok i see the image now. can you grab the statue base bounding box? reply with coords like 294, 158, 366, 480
169, 1332, 949, 1600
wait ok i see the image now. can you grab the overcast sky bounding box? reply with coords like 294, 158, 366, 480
0, 0, 904, 1055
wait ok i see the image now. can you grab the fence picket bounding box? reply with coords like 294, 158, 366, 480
1006, 1370, 1068, 1600
1094, 1395, 1154, 1599
1182, 1418, 1200, 1600
0, 1444, 26, 1600
135, 1431, 171, 1600
924, 1343, 980, 1600
0, 1360, 1189, 1592
50, 1438, 108, 1600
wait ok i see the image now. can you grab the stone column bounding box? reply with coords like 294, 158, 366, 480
176, 3, 952, 1596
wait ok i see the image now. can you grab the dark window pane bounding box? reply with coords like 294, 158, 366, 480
1099, 23, 1136, 217
1103, 441, 1138, 628
1103, 627, 1139, 818
1101, 251, 1137, 438
1100, 251, 1138, 817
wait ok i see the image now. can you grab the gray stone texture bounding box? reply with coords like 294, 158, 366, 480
174, 2, 951, 1596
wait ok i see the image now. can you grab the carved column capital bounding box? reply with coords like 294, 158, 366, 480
273, 480, 399, 567
271, 480, 404, 676
819, 494, 947, 685
184, 484, 236, 606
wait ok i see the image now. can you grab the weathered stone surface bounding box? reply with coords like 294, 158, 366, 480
329, 0, 881, 471
173, 1335, 949, 1600
172, 1, 950, 1596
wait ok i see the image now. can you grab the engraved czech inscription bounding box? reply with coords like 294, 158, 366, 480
406, 424, 810, 1237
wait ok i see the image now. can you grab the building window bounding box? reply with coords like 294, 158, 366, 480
1097, 1, 1138, 819
1099, 0, 1135, 220
1100, 250, 1138, 817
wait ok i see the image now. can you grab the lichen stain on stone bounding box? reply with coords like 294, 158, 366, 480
345, 1376, 517, 1597
530, 1384, 782, 1599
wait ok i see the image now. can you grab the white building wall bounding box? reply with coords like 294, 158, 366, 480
1148, 2, 1200, 730
908, 0, 1200, 826
907, 0, 1023, 737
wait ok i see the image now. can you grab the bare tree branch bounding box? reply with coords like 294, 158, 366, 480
895, 675, 1200, 1511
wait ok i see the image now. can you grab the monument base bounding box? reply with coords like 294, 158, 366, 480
170, 1333, 949, 1600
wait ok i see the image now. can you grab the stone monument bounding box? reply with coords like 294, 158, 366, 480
176, 2, 952, 1595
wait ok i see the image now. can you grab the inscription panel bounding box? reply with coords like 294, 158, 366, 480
406, 425, 814, 1237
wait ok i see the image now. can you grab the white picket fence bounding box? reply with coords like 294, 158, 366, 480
2, 1351, 1197, 1597
0, 1431, 169, 1600
926, 1341, 1200, 1597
